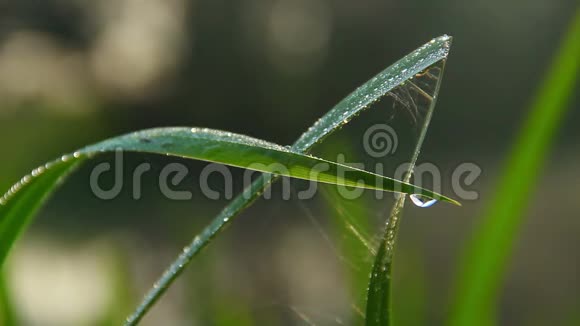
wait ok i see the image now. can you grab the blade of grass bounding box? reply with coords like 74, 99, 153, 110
125, 35, 454, 325
0, 158, 84, 266
448, 10, 580, 326
365, 55, 449, 325
0, 128, 456, 268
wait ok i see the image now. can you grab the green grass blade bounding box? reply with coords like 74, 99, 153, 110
448, 10, 580, 326
0, 158, 84, 267
292, 36, 452, 152
125, 35, 454, 325
0, 128, 457, 269
365, 54, 450, 325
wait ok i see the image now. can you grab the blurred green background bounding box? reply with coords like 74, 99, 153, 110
0, 0, 579, 325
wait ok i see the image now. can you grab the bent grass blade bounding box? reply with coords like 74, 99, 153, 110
0, 127, 456, 267
125, 35, 455, 325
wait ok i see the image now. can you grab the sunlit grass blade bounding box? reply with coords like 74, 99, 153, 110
0, 128, 457, 269
125, 35, 454, 325
0, 158, 84, 268
448, 10, 580, 326
365, 54, 450, 325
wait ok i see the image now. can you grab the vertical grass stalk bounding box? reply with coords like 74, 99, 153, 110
449, 10, 580, 326
365, 56, 449, 325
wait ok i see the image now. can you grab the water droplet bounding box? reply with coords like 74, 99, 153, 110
73, 151, 82, 158
31, 166, 46, 177
410, 194, 437, 208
